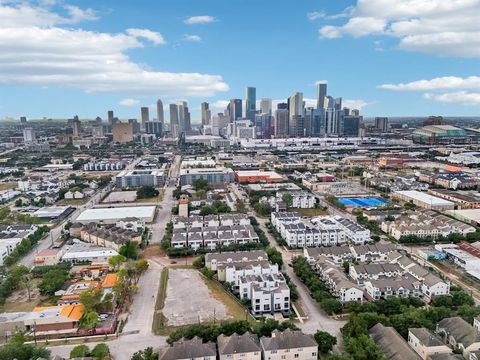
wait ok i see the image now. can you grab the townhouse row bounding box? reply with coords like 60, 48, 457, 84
158, 330, 318, 360
206, 251, 290, 316
271, 212, 370, 247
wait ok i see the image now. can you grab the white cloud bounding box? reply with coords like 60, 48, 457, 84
210, 100, 230, 113
63, 5, 98, 23
182, 34, 201, 42
379, 76, 480, 91
0, 3, 229, 97
343, 99, 369, 110
317, 0, 480, 58
307, 11, 326, 21
126, 28, 165, 45
315, 80, 328, 85
424, 91, 480, 106
380, 76, 480, 106
119, 98, 140, 107
184, 16, 216, 25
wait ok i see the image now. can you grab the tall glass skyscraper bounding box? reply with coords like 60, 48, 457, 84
244, 87, 256, 121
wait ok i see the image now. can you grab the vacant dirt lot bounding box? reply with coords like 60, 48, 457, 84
162, 268, 230, 326
102, 191, 137, 203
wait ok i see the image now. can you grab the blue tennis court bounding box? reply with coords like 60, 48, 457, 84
338, 197, 389, 207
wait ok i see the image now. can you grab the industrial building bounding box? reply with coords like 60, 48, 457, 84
394, 190, 455, 211
76, 206, 156, 224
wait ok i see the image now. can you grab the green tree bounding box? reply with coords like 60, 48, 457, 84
81, 311, 99, 331
314, 330, 337, 354
136, 185, 159, 199
0, 333, 50, 360
266, 247, 283, 267
235, 199, 247, 213
192, 178, 209, 191
320, 298, 343, 315
281, 193, 294, 208
131, 347, 158, 360
70, 345, 90, 358
38, 268, 69, 295
119, 240, 138, 260
108, 254, 127, 271
79, 288, 102, 312
91, 343, 110, 360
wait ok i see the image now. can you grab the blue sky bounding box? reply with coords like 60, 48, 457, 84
0, 0, 479, 122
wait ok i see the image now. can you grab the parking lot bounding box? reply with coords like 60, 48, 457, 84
162, 268, 230, 326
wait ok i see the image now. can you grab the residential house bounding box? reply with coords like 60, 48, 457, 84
217, 332, 261, 360
408, 328, 451, 360
260, 330, 318, 360
436, 317, 480, 356
369, 323, 421, 360
158, 337, 217, 360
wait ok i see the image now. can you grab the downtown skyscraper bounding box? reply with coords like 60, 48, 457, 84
244, 87, 256, 122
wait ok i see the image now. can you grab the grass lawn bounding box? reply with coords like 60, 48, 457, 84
295, 208, 329, 217
0, 301, 38, 312
293, 300, 307, 319
152, 268, 169, 333
201, 275, 254, 323
57, 198, 88, 206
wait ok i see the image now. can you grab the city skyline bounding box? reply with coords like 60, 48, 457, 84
0, 0, 479, 120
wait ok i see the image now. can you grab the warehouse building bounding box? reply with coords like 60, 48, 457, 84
76, 206, 156, 224
394, 190, 455, 211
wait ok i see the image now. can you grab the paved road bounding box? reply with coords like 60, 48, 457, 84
19, 184, 112, 268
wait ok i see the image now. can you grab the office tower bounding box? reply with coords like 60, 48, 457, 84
156, 99, 164, 124
277, 102, 288, 110
212, 113, 230, 136
324, 96, 341, 135
260, 98, 272, 115
351, 109, 360, 116
340, 115, 362, 137
306, 108, 324, 137
128, 118, 141, 134
95, 116, 102, 124
244, 87, 256, 121
228, 99, 242, 122
289, 92, 304, 137
274, 109, 289, 138
184, 110, 191, 132
169, 104, 179, 137
112, 122, 133, 143
92, 125, 104, 138
201, 102, 211, 126
20, 116, 27, 124
141, 107, 149, 130
316, 83, 327, 110
255, 114, 273, 139
375, 117, 389, 132
145, 121, 163, 136
177, 101, 189, 133
72, 117, 81, 138
23, 128, 36, 143
107, 111, 114, 125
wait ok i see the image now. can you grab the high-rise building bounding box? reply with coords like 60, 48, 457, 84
141, 107, 149, 130
340, 115, 361, 137
107, 111, 114, 125
289, 92, 304, 137
274, 109, 289, 138
145, 121, 163, 136
72, 117, 81, 138
304, 107, 324, 137
112, 122, 133, 143
20, 116, 27, 124
92, 125, 104, 138
228, 99, 242, 122
169, 104, 179, 137
374, 117, 389, 132
324, 96, 342, 135
277, 102, 288, 110
156, 99, 164, 124
255, 114, 273, 139
260, 98, 272, 115
23, 128, 36, 143
244, 87, 256, 121
128, 119, 141, 134
316, 83, 327, 110
177, 101, 191, 133
201, 102, 211, 126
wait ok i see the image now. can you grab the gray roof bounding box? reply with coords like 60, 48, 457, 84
260, 330, 317, 351
369, 323, 421, 360
437, 317, 480, 347
158, 337, 216, 360
205, 250, 267, 264
217, 332, 261, 355
408, 328, 444, 347
429, 354, 464, 360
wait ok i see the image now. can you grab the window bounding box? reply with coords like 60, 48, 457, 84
281, 356, 286, 360
294, 354, 299, 358
312, 352, 317, 357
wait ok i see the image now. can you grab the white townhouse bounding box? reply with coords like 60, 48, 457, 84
260, 330, 318, 360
